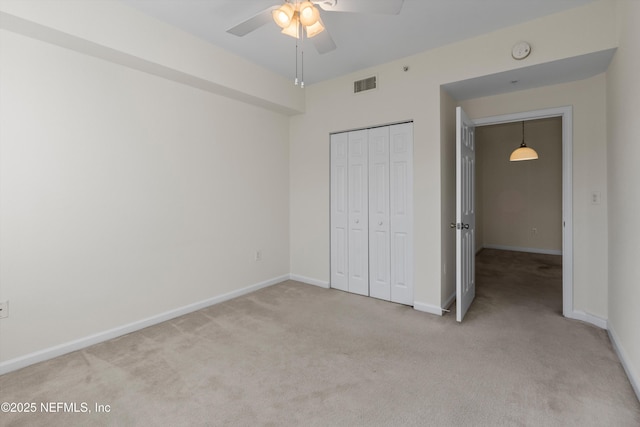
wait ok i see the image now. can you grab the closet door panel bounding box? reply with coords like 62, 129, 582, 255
389, 123, 414, 305
331, 133, 349, 291
348, 130, 369, 296
368, 127, 391, 301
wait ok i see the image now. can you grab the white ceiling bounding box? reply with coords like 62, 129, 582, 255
121, 0, 605, 93
443, 48, 616, 101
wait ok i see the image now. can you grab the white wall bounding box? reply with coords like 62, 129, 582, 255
475, 126, 485, 255
439, 89, 457, 307
461, 74, 608, 319
606, 0, 640, 399
0, 0, 304, 114
290, 0, 616, 311
0, 29, 290, 364
476, 118, 563, 253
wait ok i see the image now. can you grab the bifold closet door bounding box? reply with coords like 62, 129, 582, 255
331, 123, 413, 305
346, 130, 369, 296
330, 132, 348, 292
368, 127, 391, 300
330, 130, 369, 296
389, 123, 413, 305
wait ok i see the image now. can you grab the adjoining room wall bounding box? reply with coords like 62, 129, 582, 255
476, 118, 562, 254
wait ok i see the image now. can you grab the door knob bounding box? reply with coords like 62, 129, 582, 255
355, 219, 359, 224
378, 221, 383, 226
450, 222, 470, 229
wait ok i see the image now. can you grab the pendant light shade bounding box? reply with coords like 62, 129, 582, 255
510, 121, 538, 162
510, 145, 539, 161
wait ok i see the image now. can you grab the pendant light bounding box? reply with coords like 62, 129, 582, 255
509, 121, 538, 161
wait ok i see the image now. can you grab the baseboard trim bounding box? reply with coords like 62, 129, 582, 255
607, 322, 640, 402
0, 275, 289, 375
566, 310, 607, 329
443, 292, 456, 311
483, 244, 562, 256
289, 274, 330, 288
413, 301, 444, 316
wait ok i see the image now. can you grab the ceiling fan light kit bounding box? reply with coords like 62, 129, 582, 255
273, 1, 323, 38
228, 0, 405, 87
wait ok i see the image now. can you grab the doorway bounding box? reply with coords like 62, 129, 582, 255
475, 117, 563, 256
472, 106, 573, 318
474, 117, 563, 315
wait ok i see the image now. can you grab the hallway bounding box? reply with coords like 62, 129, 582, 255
473, 248, 563, 318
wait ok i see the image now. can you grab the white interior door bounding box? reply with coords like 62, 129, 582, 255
348, 130, 369, 296
368, 126, 391, 301
389, 123, 414, 305
456, 107, 476, 322
330, 133, 349, 292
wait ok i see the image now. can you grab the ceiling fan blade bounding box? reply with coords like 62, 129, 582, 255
311, 29, 337, 54
314, 0, 404, 14
227, 5, 279, 36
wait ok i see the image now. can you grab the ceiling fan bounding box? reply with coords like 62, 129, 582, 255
226, 0, 405, 54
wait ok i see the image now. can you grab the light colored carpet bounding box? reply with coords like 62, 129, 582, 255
1, 249, 639, 426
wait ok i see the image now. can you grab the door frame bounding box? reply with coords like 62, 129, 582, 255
472, 106, 573, 319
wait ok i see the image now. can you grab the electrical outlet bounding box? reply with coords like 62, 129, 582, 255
0, 301, 8, 319
255, 250, 262, 262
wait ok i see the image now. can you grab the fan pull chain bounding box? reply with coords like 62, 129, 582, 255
300, 26, 305, 88
294, 22, 299, 86
292, 1, 304, 89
